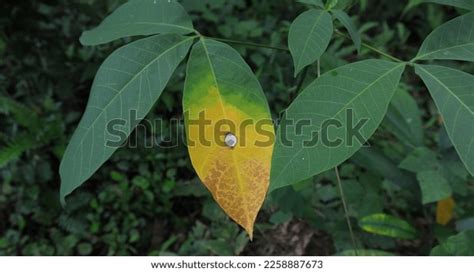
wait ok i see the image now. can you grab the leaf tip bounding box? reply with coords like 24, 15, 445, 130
79, 31, 94, 46
246, 227, 254, 241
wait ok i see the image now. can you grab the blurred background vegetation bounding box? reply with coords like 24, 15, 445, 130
1, 0, 474, 256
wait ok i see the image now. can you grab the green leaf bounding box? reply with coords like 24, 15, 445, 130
297, 0, 324, 8
0, 96, 41, 130
77, 243, 93, 255
204, 240, 234, 256
80, 0, 194, 46
336, 249, 395, 256
384, 88, 424, 147
352, 147, 417, 189
269, 210, 293, 224
359, 213, 417, 240
403, 0, 424, 13
59, 34, 194, 204
270, 60, 405, 191
415, 64, 474, 176
417, 170, 452, 204
0, 133, 39, 168
289, 9, 333, 76
415, 12, 474, 61
399, 147, 439, 173
407, 0, 474, 12
326, 0, 339, 10
327, 0, 355, 10
431, 231, 474, 255
456, 217, 474, 232
332, 10, 361, 53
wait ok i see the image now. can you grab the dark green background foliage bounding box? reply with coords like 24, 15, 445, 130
1, 0, 473, 256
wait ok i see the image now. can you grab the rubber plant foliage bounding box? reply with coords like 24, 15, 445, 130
60, 0, 273, 238
60, 0, 474, 239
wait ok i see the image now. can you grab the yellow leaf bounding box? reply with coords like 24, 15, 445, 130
183, 39, 274, 238
436, 197, 455, 225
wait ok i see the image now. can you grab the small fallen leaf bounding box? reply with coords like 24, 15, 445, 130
437, 197, 455, 225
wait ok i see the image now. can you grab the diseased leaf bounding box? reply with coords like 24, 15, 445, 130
270, 60, 405, 191
183, 38, 275, 238
80, 0, 194, 46
332, 9, 361, 53
383, 88, 424, 147
289, 9, 333, 76
417, 170, 452, 204
415, 12, 474, 61
415, 64, 474, 175
431, 231, 474, 255
60, 35, 194, 203
437, 197, 455, 225
359, 213, 417, 240
297, 0, 324, 8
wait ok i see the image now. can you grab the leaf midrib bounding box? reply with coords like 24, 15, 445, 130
415, 42, 474, 61
199, 38, 251, 225
296, 10, 325, 71
417, 65, 474, 115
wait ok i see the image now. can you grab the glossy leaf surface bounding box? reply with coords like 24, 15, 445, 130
289, 9, 333, 76
415, 64, 474, 175
60, 35, 194, 203
415, 12, 474, 61
270, 60, 405, 191
80, 0, 194, 46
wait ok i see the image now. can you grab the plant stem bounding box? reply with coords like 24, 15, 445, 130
317, 61, 358, 255
334, 29, 404, 63
294, 67, 308, 95
335, 166, 359, 255
203, 36, 289, 52
317, 59, 321, 77
204, 30, 403, 64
